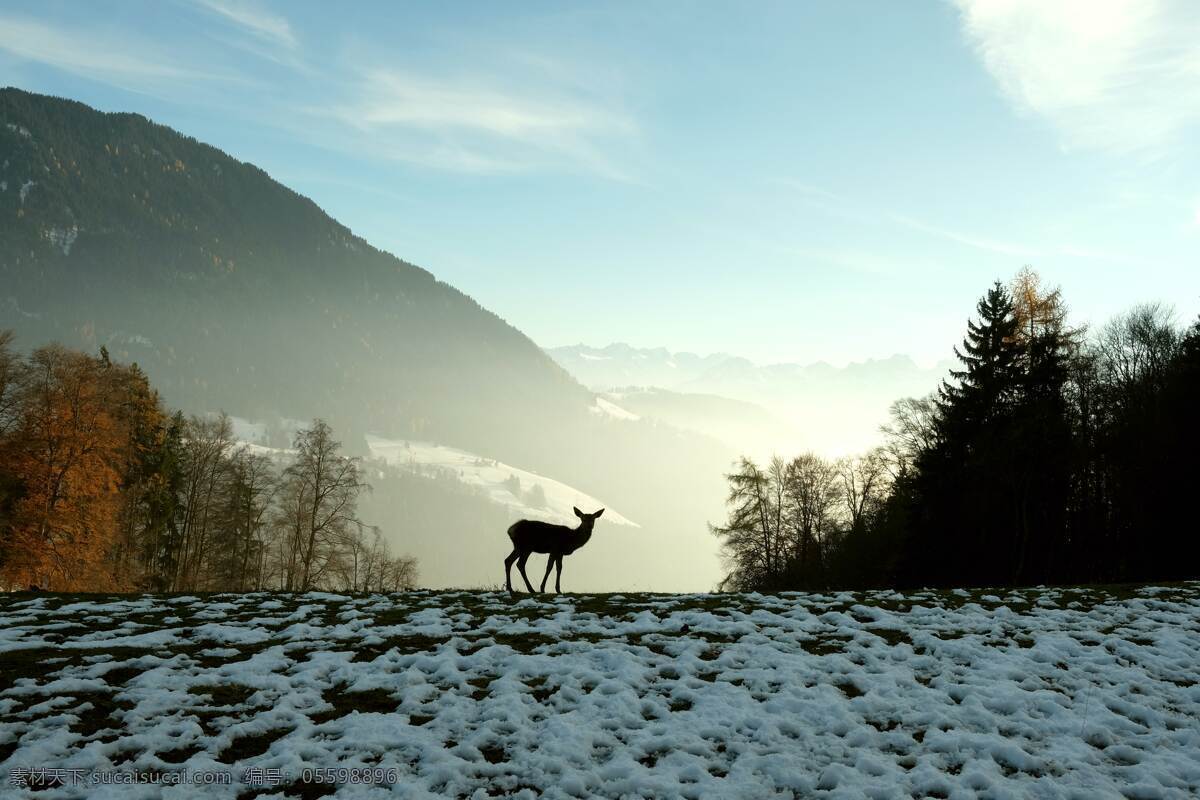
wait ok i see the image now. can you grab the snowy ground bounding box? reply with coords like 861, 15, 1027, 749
1, 585, 1198, 799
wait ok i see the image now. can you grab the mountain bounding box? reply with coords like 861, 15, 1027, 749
600, 388, 797, 460
549, 343, 953, 456
0, 89, 732, 591
547, 343, 740, 391
0, 88, 592, 456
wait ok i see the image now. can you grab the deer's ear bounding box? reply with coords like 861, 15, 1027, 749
573, 506, 583, 518
594, 508, 605, 518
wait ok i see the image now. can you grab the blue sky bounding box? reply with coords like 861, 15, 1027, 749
2, 0, 1198, 367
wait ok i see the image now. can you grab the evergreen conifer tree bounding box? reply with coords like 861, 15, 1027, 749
937, 281, 1022, 437
905, 282, 1024, 586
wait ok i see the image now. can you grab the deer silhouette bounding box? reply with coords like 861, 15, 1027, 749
504, 507, 604, 594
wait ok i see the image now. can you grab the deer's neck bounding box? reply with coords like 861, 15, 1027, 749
572, 521, 594, 548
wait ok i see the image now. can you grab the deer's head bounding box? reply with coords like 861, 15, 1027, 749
573, 506, 604, 530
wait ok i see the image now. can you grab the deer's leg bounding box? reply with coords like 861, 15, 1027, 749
554, 555, 563, 593
504, 549, 519, 593
516, 552, 535, 593
539, 555, 555, 593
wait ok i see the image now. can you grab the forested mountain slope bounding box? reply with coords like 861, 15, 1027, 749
0, 88, 588, 455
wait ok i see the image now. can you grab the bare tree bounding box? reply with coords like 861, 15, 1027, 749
335, 524, 391, 592
380, 553, 419, 592
839, 449, 888, 532
360, 527, 388, 592
1094, 302, 1180, 404
764, 455, 790, 581
781, 453, 842, 580
879, 394, 938, 478
283, 419, 370, 592
777, 453, 844, 585
221, 448, 276, 591
709, 457, 779, 591
341, 524, 419, 592
173, 414, 234, 591
339, 524, 370, 592
270, 461, 308, 590
712, 452, 852, 590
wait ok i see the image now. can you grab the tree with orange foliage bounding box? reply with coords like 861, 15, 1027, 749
0, 331, 26, 572
0, 337, 412, 594
1, 345, 126, 590
1009, 266, 1085, 358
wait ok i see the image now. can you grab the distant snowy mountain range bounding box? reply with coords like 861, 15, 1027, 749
548, 343, 954, 457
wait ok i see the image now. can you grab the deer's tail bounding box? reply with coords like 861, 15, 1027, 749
506, 521, 520, 543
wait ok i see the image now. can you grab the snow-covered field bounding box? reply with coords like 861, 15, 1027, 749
1, 585, 1198, 799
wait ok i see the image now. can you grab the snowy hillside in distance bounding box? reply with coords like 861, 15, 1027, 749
216, 430, 641, 590
365, 435, 637, 528
589, 396, 640, 421
219, 427, 638, 529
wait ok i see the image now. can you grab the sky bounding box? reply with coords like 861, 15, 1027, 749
2, 0, 1198, 368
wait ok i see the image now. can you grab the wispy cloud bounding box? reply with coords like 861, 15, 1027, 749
192, 0, 296, 50
338, 70, 633, 141
776, 179, 1143, 268
311, 67, 639, 179
775, 179, 1041, 258
1, 10, 637, 180
770, 179, 844, 204
952, 0, 1200, 157
0, 14, 222, 90
889, 213, 1042, 259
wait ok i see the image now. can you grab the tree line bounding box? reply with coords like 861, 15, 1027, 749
712, 268, 1200, 591
0, 334, 418, 593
